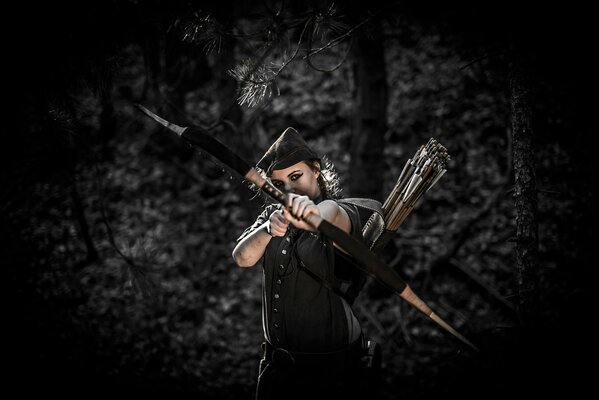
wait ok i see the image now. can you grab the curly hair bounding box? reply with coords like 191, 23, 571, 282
308, 155, 342, 200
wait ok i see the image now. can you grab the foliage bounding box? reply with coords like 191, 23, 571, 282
3, 0, 593, 398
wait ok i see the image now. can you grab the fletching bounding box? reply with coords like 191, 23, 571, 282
135, 104, 478, 352
383, 138, 451, 231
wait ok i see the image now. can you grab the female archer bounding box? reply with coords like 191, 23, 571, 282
232, 127, 383, 400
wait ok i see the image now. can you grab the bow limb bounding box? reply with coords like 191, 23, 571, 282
135, 104, 479, 352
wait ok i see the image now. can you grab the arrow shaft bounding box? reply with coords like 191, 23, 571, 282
136, 104, 478, 352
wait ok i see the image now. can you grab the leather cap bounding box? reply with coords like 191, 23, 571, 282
256, 127, 320, 175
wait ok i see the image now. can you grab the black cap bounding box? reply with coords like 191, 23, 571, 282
256, 127, 320, 175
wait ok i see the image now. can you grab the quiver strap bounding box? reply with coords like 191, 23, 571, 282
338, 198, 386, 252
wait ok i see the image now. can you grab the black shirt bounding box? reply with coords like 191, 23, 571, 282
236, 200, 367, 352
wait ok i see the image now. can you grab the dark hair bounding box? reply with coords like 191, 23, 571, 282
307, 155, 342, 200
249, 155, 342, 204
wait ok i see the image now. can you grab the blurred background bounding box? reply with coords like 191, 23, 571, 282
3, 0, 595, 399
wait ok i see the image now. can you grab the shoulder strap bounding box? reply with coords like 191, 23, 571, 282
337, 197, 383, 220
338, 197, 386, 251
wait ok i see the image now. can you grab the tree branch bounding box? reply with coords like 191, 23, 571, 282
355, 300, 403, 353
420, 129, 514, 298
449, 260, 516, 315
302, 1, 398, 59
93, 159, 154, 299
305, 18, 354, 73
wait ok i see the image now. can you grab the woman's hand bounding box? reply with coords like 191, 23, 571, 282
268, 209, 290, 237
282, 193, 320, 231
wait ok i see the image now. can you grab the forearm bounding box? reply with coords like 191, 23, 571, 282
232, 222, 272, 267
283, 199, 351, 234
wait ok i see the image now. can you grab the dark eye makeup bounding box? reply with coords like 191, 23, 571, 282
272, 173, 302, 188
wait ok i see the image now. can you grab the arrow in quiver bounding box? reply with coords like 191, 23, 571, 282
364, 138, 451, 253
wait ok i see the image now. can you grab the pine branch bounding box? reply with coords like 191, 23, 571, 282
306, 15, 354, 73
302, 1, 399, 60
172, 9, 224, 54
228, 18, 312, 107
228, 58, 279, 107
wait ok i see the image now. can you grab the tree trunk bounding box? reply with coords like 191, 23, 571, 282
71, 172, 98, 264
99, 77, 115, 143
510, 46, 540, 329
348, 20, 388, 201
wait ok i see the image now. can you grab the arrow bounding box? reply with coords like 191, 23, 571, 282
135, 103, 479, 351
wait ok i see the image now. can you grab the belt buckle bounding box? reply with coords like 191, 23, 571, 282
272, 347, 295, 371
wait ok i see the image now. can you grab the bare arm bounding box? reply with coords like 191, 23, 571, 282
319, 199, 352, 235
232, 196, 352, 267
231, 221, 273, 268
316, 199, 352, 253
232, 209, 289, 268
282, 196, 352, 252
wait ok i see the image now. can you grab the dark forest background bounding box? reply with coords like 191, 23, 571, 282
3, 1, 596, 399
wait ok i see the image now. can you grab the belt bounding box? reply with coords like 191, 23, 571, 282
263, 336, 365, 372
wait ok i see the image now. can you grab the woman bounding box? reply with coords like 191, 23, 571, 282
232, 127, 383, 400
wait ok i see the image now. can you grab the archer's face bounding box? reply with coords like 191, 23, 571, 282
269, 161, 321, 200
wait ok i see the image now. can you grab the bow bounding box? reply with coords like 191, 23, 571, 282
135, 104, 479, 352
